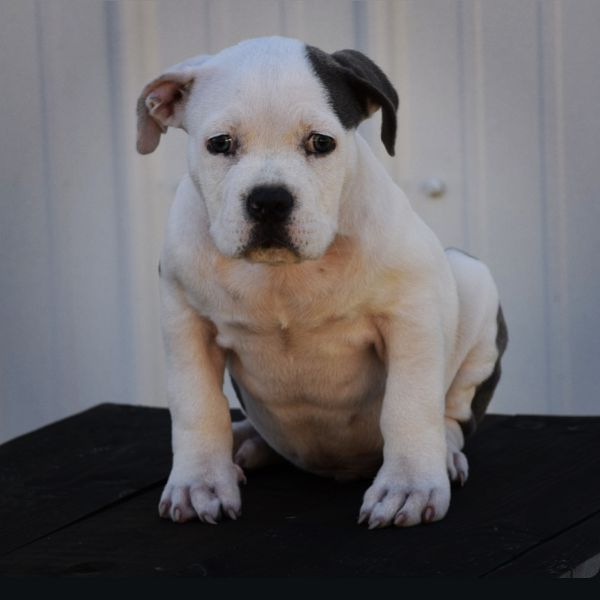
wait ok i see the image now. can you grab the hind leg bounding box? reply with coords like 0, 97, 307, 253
232, 420, 283, 470
444, 249, 508, 484
229, 373, 283, 470
444, 307, 507, 484
444, 371, 481, 485
444, 366, 492, 485
445, 414, 470, 486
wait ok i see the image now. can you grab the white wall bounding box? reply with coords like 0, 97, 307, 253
1, 0, 599, 443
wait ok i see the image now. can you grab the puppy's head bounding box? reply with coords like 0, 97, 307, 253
137, 37, 398, 264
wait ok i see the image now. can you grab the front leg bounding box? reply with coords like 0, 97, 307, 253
359, 313, 450, 528
158, 278, 245, 524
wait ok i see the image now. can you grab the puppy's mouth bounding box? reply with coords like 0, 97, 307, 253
243, 229, 301, 264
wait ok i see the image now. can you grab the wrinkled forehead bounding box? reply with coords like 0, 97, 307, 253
189, 38, 339, 134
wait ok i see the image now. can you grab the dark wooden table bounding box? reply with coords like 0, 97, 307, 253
1, 403, 600, 578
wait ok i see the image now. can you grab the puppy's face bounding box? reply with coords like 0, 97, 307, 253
184, 42, 354, 263
136, 37, 398, 264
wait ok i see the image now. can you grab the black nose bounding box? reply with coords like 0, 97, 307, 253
246, 186, 294, 223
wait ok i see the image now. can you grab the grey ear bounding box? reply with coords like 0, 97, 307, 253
306, 46, 399, 156
136, 55, 212, 155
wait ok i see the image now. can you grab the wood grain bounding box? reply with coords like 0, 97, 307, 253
0, 404, 171, 556
2, 408, 600, 577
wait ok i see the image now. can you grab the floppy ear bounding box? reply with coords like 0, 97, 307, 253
136, 55, 212, 155
306, 47, 399, 156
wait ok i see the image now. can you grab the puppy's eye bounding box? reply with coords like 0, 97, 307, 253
208, 134, 234, 154
306, 134, 335, 155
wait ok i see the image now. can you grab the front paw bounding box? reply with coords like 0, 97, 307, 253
358, 467, 450, 529
159, 461, 246, 524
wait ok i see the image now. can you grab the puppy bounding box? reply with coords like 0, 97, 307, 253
136, 36, 507, 528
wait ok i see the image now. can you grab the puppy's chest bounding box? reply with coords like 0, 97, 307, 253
216, 297, 387, 418
212, 291, 382, 360
201, 254, 387, 357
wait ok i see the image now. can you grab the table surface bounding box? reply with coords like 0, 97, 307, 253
1, 403, 600, 578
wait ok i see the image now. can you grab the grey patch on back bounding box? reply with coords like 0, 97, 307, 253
460, 305, 509, 438
305, 45, 399, 156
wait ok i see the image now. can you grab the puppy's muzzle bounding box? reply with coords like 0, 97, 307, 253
243, 185, 299, 262
246, 186, 294, 224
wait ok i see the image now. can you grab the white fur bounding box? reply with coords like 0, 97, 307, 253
136, 37, 503, 528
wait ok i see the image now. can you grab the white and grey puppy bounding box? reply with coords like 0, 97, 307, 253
136, 36, 507, 528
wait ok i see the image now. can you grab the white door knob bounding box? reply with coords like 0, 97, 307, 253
422, 178, 446, 198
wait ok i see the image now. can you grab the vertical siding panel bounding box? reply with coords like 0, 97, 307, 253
456, 0, 473, 253
390, 1, 412, 193
560, 0, 600, 414
156, 1, 207, 220
296, 0, 355, 52
360, 1, 405, 184
37, 2, 131, 415
0, 2, 55, 441
280, 0, 305, 40
401, 1, 464, 249
206, 0, 283, 53
476, 1, 548, 413
460, 1, 489, 260
538, 1, 572, 413
112, 1, 168, 409
156, 0, 210, 70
